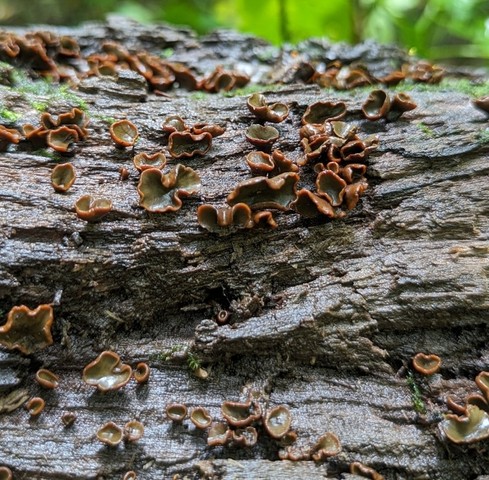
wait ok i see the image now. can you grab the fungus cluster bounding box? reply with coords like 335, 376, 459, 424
441, 371, 489, 444
361, 90, 417, 121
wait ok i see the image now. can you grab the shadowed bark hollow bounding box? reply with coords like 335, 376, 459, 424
0, 16, 488, 480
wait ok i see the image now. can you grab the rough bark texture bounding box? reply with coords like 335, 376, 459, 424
0, 16, 489, 480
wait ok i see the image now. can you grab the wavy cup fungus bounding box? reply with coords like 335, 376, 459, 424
133, 152, 167, 172
124, 420, 144, 442
51, 163, 76, 192
168, 131, 212, 158
35, 368, 59, 389
75, 195, 113, 221
264, 405, 292, 439
82, 350, 132, 392
302, 101, 347, 125
412, 353, 441, 375
245, 124, 279, 149
190, 406, 212, 429
97, 421, 124, 447
247, 92, 289, 123
110, 119, 139, 147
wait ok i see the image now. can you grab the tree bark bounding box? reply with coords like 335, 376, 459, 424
0, 16, 488, 480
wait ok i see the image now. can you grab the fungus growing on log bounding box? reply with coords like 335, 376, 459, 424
316, 170, 347, 207
412, 353, 441, 375
245, 124, 279, 148
207, 422, 232, 446
227, 172, 299, 210
166, 403, 187, 422
133, 152, 167, 172
138, 165, 201, 213
123, 471, 137, 480
246, 150, 298, 177
0, 125, 21, 151
247, 92, 289, 123
473, 96, 489, 115
290, 189, 337, 219
133, 362, 150, 384
61, 412, 77, 427
97, 421, 124, 447
197, 203, 253, 232
168, 131, 212, 158
441, 404, 489, 444
350, 461, 385, 479
253, 210, 277, 228
75, 195, 113, 221
361, 89, 391, 120
0, 466, 12, 480
162, 115, 188, 134
109, 119, 139, 148
82, 350, 132, 392
264, 405, 292, 439
301, 101, 347, 125
475, 371, 489, 400
190, 407, 212, 429
311, 432, 342, 461
221, 399, 261, 427
0, 304, 54, 354
191, 123, 226, 137
51, 163, 76, 192
25, 397, 45, 416
124, 420, 144, 442
35, 368, 59, 389
232, 426, 258, 447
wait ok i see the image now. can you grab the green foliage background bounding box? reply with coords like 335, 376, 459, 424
0, 0, 488, 62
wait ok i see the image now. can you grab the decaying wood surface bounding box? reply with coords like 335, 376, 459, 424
0, 16, 488, 480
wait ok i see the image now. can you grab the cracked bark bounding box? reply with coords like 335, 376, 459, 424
0, 16, 488, 480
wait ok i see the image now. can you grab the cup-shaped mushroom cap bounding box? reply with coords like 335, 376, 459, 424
466, 394, 489, 413
207, 422, 232, 446
316, 170, 347, 207
247, 93, 289, 123
97, 421, 124, 447
191, 123, 226, 138
299, 123, 326, 140
123, 471, 137, 480
0, 304, 54, 354
302, 101, 347, 125
138, 165, 201, 213
379, 70, 405, 85
344, 182, 368, 211
412, 353, 441, 375
291, 189, 337, 219
349, 461, 385, 480
476, 371, 489, 400
232, 426, 258, 447
166, 403, 188, 422
0, 125, 21, 151
221, 399, 261, 427
253, 210, 277, 229
61, 412, 77, 427
264, 405, 292, 439
133, 152, 167, 172
190, 407, 212, 429
168, 131, 212, 158
389, 92, 417, 120
245, 124, 279, 148
75, 195, 113, 221
23, 124, 49, 147
51, 163, 76, 193
473, 96, 489, 115
339, 163, 367, 184
82, 350, 132, 392
109, 119, 139, 147
124, 420, 144, 442
362, 89, 391, 120
441, 404, 489, 444
35, 368, 59, 389
227, 172, 299, 211
162, 115, 188, 134
26, 396, 45, 416
311, 432, 342, 461
197, 203, 253, 232
246, 151, 274, 175
133, 362, 150, 384
340, 139, 367, 163
330, 120, 357, 140
0, 466, 12, 480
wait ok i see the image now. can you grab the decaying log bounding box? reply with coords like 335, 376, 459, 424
0, 16, 488, 480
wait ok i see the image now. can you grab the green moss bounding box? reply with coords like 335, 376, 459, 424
189, 91, 210, 101
93, 113, 116, 124
406, 371, 427, 414
417, 122, 434, 137
33, 148, 57, 159
220, 83, 282, 98
0, 108, 21, 122
186, 352, 201, 371
151, 344, 185, 362
160, 47, 174, 59
476, 128, 489, 145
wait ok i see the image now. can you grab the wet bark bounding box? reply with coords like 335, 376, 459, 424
0, 16, 489, 480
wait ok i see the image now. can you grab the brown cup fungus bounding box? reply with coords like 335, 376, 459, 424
316, 170, 347, 207
166, 403, 187, 422
475, 371, 489, 400
221, 399, 261, 427
232, 426, 258, 447
168, 131, 212, 158
441, 404, 489, 444
412, 353, 441, 375
246, 150, 298, 177
47, 126, 79, 153
124, 420, 144, 442
0, 466, 12, 480
133, 362, 150, 384
362, 89, 391, 121
350, 462, 385, 480
51, 163, 76, 192
301, 101, 347, 125
82, 350, 132, 392
0, 126, 21, 151
75, 195, 113, 221
109, 119, 139, 148
245, 124, 279, 149
123, 471, 137, 480
26, 397, 45, 416
35, 368, 59, 389
264, 405, 292, 439
97, 421, 124, 447
197, 203, 253, 232
290, 189, 337, 219
227, 172, 299, 211
207, 422, 232, 446
138, 165, 201, 213
191, 123, 226, 137
311, 432, 342, 461
473, 96, 489, 115
247, 93, 289, 123
162, 115, 188, 134
133, 152, 167, 172
0, 304, 54, 354
190, 407, 212, 429
61, 412, 77, 427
